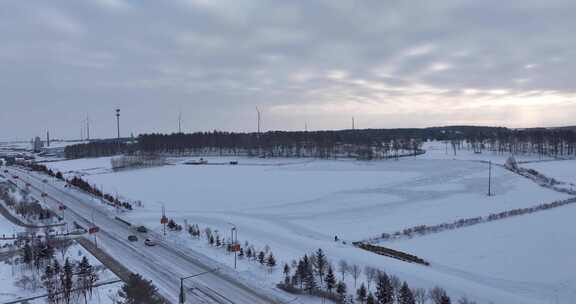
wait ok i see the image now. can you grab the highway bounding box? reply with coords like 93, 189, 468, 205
6, 167, 291, 304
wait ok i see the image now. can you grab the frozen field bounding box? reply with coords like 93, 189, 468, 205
43, 144, 576, 303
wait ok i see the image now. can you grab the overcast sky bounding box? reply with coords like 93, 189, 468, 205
1, 0, 575, 141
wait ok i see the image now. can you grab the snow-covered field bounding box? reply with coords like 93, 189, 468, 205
43, 142, 576, 303
526, 160, 576, 187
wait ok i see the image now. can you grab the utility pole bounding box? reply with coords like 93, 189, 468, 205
115, 109, 121, 140
488, 160, 492, 196
352, 117, 355, 130
46, 130, 50, 147
178, 111, 182, 133
86, 115, 90, 141
256, 107, 261, 136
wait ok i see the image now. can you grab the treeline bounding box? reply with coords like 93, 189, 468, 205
279, 249, 460, 304
64, 141, 133, 159
63, 126, 576, 159
68, 176, 133, 210
0, 182, 56, 222
370, 196, 576, 242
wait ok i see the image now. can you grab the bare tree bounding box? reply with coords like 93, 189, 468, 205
429, 286, 448, 304
390, 275, 401, 302
364, 266, 377, 291
457, 296, 476, 304
413, 287, 428, 304
338, 260, 349, 281
350, 264, 361, 289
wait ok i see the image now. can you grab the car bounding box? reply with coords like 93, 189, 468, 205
136, 226, 148, 233
128, 235, 138, 242
144, 239, 156, 246
42, 179, 48, 183
12, 175, 18, 179
3, 170, 8, 173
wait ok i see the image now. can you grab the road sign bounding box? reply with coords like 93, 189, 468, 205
230, 243, 241, 252
160, 216, 168, 224
88, 227, 100, 234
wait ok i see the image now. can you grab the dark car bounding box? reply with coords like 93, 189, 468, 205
136, 226, 148, 233
128, 235, 138, 242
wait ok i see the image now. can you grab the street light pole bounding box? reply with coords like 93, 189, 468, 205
178, 268, 220, 304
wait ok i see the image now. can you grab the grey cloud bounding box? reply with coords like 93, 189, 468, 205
1, 0, 575, 141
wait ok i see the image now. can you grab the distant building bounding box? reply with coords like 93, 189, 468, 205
32, 136, 44, 153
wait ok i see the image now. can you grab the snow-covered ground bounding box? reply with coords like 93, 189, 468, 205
526, 160, 576, 188
42, 142, 576, 303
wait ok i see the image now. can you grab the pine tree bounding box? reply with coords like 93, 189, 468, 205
283, 263, 291, 285
117, 273, 164, 304
325, 265, 337, 293
313, 248, 327, 286
61, 258, 74, 304
42, 265, 56, 304
266, 253, 276, 272
367, 293, 376, 304
399, 282, 415, 304
258, 251, 266, 265
22, 243, 33, 266
357, 283, 368, 303
336, 281, 347, 301
375, 272, 394, 304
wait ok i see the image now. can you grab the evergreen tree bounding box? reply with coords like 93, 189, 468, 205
22, 243, 33, 266
283, 263, 291, 283
375, 272, 394, 304
367, 293, 376, 304
266, 253, 276, 271
325, 265, 337, 293
42, 265, 56, 304
118, 273, 164, 304
258, 251, 266, 265
336, 281, 347, 301
61, 258, 74, 304
399, 282, 415, 304
357, 283, 367, 303
313, 248, 327, 286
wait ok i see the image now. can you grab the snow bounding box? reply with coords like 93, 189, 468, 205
526, 160, 576, 187
40, 142, 576, 303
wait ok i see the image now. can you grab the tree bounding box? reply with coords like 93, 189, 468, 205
390, 275, 402, 303
266, 253, 276, 272
118, 273, 164, 304
313, 248, 328, 286
258, 251, 266, 265
430, 287, 450, 304
457, 297, 476, 304
77, 256, 98, 304
325, 266, 337, 293
375, 272, 393, 304
413, 288, 427, 304
350, 264, 361, 289
364, 266, 377, 291
338, 260, 348, 281
283, 263, 291, 285
356, 283, 368, 303
61, 258, 74, 304
336, 281, 347, 301
22, 243, 33, 267
42, 265, 57, 304
367, 293, 376, 304
399, 282, 415, 304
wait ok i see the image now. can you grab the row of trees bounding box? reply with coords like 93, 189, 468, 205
42, 257, 98, 304
373, 196, 576, 242
67, 176, 133, 210
63, 126, 576, 159
65, 130, 425, 159
279, 249, 460, 304
0, 182, 56, 222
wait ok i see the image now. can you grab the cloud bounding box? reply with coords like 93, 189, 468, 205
1, 0, 576, 140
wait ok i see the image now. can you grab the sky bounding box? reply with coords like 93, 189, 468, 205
1, 0, 575, 141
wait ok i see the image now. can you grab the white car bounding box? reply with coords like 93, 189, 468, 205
144, 239, 156, 246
